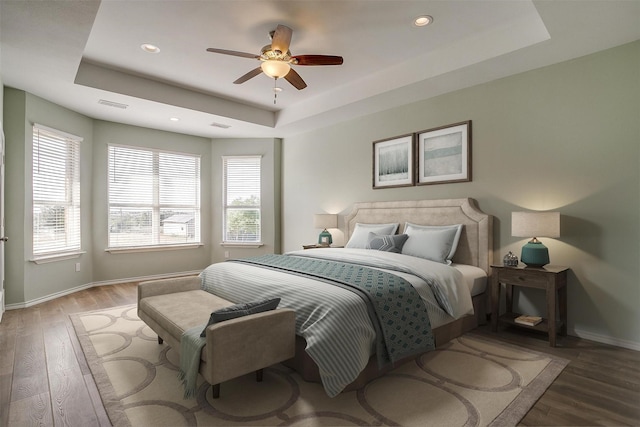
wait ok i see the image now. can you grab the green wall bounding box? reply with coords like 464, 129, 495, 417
2, 88, 284, 306
210, 138, 282, 262
0, 70, 4, 314
91, 120, 213, 281
4, 90, 94, 303
282, 41, 640, 349
3, 90, 214, 304
3, 88, 26, 305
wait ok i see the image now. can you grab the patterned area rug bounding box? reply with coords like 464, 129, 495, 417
71, 305, 568, 427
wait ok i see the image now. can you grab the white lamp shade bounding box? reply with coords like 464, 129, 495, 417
261, 60, 291, 78
512, 211, 560, 238
314, 214, 338, 230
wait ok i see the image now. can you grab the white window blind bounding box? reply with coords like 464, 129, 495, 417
32, 124, 82, 257
223, 156, 261, 243
108, 145, 201, 249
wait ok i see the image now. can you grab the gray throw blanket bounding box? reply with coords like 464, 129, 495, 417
178, 324, 206, 399
232, 254, 434, 366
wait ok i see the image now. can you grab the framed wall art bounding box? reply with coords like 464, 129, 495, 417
416, 120, 471, 185
372, 134, 414, 189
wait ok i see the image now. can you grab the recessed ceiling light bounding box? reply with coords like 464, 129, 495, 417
141, 43, 160, 53
414, 15, 433, 27
169, 117, 179, 122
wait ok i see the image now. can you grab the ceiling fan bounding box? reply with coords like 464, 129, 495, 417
206, 24, 343, 91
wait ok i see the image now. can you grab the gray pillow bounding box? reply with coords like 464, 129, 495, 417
345, 223, 400, 249
366, 232, 409, 253
401, 224, 463, 264
200, 298, 281, 337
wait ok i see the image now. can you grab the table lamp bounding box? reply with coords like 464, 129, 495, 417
511, 211, 560, 268
314, 214, 338, 246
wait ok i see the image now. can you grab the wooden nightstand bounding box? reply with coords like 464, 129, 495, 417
491, 264, 569, 346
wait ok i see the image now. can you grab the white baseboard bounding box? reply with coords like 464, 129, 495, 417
570, 327, 640, 352
4, 270, 202, 311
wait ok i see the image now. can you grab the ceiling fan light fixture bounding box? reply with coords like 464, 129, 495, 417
414, 15, 433, 27
206, 24, 341, 91
261, 60, 290, 79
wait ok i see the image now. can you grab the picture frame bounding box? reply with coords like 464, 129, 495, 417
416, 120, 471, 185
372, 134, 414, 189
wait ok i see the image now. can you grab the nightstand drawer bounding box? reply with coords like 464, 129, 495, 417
498, 269, 549, 287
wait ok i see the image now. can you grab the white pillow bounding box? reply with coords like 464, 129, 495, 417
401, 223, 463, 264
345, 223, 399, 249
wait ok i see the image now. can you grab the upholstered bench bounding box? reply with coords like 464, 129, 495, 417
137, 275, 296, 398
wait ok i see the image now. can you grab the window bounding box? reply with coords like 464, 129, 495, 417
108, 145, 201, 249
222, 156, 261, 244
32, 124, 82, 257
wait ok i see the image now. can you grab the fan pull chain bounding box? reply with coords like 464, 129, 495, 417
273, 78, 278, 104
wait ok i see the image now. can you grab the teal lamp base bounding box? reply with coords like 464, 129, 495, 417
318, 229, 333, 246
520, 241, 549, 268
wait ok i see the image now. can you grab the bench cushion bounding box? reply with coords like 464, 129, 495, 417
139, 289, 233, 342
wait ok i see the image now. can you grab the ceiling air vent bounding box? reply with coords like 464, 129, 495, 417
98, 99, 128, 109
210, 122, 231, 129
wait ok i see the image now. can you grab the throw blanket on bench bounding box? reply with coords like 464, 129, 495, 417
231, 254, 434, 366
179, 325, 206, 399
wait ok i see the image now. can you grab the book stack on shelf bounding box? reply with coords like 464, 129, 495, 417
514, 315, 542, 326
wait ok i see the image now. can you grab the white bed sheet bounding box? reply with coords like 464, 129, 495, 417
452, 263, 488, 296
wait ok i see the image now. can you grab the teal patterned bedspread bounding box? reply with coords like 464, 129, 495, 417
231, 254, 434, 366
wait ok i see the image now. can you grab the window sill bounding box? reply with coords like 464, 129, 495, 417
30, 251, 86, 264
105, 243, 203, 254
220, 242, 264, 249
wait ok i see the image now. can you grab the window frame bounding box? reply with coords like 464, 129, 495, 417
222, 155, 262, 247
107, 144, 202, 252
31, 123, 83, 262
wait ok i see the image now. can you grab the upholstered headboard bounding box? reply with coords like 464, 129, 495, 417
344, 198, 493, 273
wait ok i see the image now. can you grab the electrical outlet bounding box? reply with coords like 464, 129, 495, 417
224, 251, 230, 259
75, 262, 81, 272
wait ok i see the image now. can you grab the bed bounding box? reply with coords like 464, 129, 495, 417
200, 198, 493, 397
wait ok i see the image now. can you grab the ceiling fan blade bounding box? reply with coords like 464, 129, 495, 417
292, 55, 344, 66
206, 48, 259, 59
271, 24, 293, 54
284, 68, 307, 90
233, 67, 263, 84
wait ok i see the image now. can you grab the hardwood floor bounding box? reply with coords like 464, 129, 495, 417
1, 282, 639, 426
471, 328, 640, 426
1, 283, 137, 427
